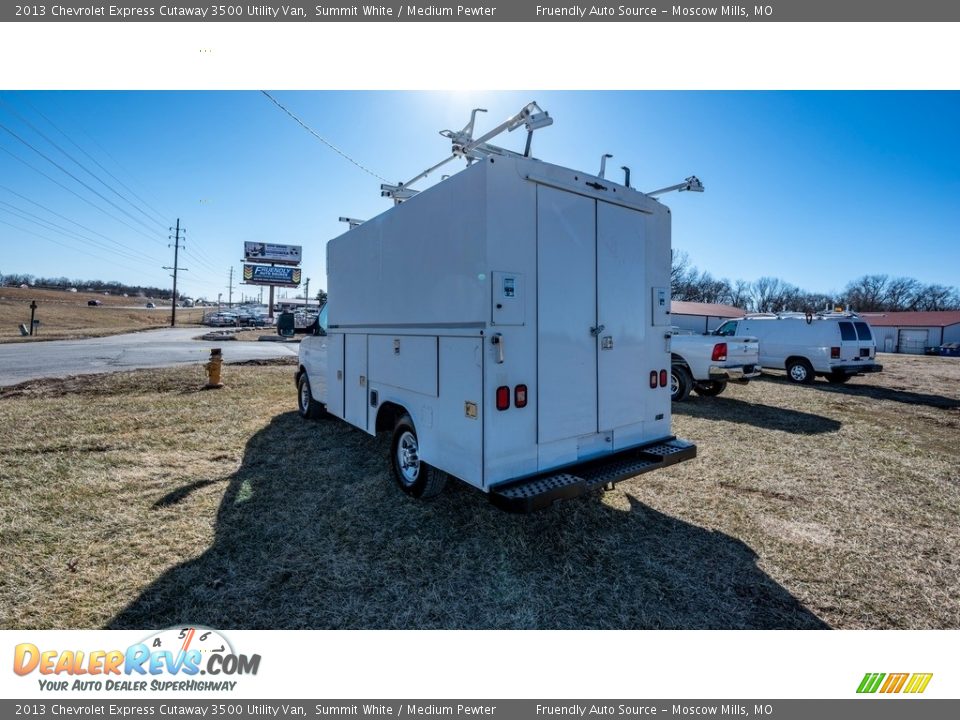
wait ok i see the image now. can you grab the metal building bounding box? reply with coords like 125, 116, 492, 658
860, 311, 960, 354
671, 300, 745, 334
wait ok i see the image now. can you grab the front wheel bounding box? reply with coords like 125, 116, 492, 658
786, 359, 815, 385
390, 414, 447, 499
297, 373, 324, 419
694, 380, 728, 397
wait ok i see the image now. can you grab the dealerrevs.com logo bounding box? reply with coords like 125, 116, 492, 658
13, 627, 260, 692
857, 673, 933, 694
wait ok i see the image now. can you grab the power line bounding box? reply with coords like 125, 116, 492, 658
0, 97, 168, 231
0, 182, 162, 262
0, 120, 167, 243
17, 94, 172, 227
0, 217, 167, 281
0, 201, 161, 266
181, 247, 221, 275
260, 90, 390, 183
0, 143, 167, 248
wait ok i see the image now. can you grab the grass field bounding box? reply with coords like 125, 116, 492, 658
0, 354, 957, 629
0, 287, 204, 342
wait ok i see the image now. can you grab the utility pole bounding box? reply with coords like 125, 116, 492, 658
227, 266, 234, 308
304, 277, 310, 308
163, 218, 187, 327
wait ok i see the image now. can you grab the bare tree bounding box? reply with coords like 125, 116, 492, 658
913, 284, 960, 311
841, 274, 890, 311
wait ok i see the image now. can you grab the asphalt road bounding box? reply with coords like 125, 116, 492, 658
0, 328, 299, 387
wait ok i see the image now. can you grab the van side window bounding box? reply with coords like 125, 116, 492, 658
714, 321, 737, 337
318, 304, 329, 332
854, 322, 873, 341
838, 322, 857, 341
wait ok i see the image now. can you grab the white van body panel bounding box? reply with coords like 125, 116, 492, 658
299, 154, 692, 499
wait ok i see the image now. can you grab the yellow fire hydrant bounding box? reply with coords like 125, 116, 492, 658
204, 348, 224, 389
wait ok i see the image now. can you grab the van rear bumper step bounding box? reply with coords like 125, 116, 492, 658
489, 437, 697, 513
833, 362, 883, 375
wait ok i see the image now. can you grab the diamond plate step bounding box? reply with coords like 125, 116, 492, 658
489, 437, 696, 513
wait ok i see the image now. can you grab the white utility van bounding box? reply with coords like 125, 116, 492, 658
296, 103, 701, 512
713, 312, 883, 384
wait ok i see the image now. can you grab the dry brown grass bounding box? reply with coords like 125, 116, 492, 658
0, 354, 957, 630
0, 286, 204, 342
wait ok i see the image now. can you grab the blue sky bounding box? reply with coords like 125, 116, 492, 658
0, 91, 957, 301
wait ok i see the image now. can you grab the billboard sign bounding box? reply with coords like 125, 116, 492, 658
243, 242, 302, 266
243, 264, 302, 287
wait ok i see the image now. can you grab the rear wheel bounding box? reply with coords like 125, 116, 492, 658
786, 359, 815, 385
694, 380, 728, 397
297, 373, 324, 419
826, 372, 851, 384
670, 365, 692, 402
390, 414, 447, 499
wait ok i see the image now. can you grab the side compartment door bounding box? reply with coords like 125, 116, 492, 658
344, 333, 368, 430
536, 185, 597, 444
325, 333, 345, 419
596, 201, 648, 432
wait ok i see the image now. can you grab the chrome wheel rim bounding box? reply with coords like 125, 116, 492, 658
670, 372, 680, 397
396, 430, 420, 485
790, 364, 807, 382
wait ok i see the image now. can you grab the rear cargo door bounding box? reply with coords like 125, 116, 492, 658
537, 185, 598, 443
837, 321, 859, 361
596, 201, 647, 431
537, 187, 652, 443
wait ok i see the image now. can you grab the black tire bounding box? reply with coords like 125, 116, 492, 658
297, 373, 324, 419
694, 380, 728, 397
390, 414, 447, 499
826, 372, 852, 384
786, 359, 815, 385
670, 365, 693, 402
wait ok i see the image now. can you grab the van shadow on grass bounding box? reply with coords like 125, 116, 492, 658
673, 396, 841, 435
108, 413, 829, 630
755, 372, 959, 410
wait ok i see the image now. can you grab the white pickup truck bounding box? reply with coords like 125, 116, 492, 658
669, 330, 761, 401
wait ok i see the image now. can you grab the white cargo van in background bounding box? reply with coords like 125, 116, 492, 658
713, 312, 883, 384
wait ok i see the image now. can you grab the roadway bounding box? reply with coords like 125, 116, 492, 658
0, 327, 299, 387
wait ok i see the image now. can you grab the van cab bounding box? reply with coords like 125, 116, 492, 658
713, 312, 883, 384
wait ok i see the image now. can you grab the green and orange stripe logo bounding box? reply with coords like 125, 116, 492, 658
857, 672, 933, 694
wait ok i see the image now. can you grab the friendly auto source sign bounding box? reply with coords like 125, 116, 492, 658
243, 264, 301, 287
243, 242, 302, 266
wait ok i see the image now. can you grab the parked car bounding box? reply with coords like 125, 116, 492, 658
145, 302, 156, 309
87, 299, 102, 306
939, 342, 960, 358
205, 312, 239, 327
713, 311, 883, 384
669, 329, 761, 401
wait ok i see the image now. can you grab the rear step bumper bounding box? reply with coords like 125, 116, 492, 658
489, 437, 697, 513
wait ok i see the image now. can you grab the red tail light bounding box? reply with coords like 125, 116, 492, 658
659, 369, 668, 387
650, 371, 658, 389
711, 342, 728, 362
514, 384, 527, 408
496, 386, 510, 411
831, 346, 841, 359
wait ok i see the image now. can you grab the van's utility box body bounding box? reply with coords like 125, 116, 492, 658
298, 154, 696, 510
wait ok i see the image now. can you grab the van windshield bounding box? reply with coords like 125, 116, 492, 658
854, 322, 873, 341
714, 321, 738, 337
